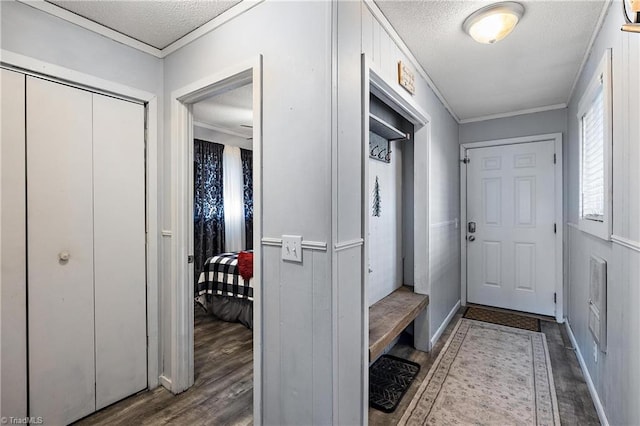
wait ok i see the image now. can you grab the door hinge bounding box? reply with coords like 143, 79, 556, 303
461, 157, 470, 164
554, 223, 557, 233
554, 292, 557, 304
553, 153, 557, 164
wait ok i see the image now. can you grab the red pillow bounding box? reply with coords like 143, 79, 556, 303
237, 251, 254, 280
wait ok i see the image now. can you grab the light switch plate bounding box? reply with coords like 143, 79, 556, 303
282, 235, 303, 263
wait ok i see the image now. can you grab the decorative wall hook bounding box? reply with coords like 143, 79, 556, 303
622, 0, 640, 32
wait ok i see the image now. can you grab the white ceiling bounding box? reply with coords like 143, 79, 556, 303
375, 0, 606, 121
193, 83, 253, 143
46, 0, 241, 49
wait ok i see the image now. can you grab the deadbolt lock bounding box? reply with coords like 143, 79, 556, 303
468, 221, 476, 233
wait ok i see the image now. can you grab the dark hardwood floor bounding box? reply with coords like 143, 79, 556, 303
75, 307, 253, 426
369, 307, 601, 426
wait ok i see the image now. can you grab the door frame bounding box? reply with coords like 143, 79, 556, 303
460, 133, 564, 322
0, 50, 161, 398
361, 56, 431, 422
169, 56, 263, 423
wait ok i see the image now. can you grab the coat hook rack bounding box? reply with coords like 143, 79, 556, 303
622, 0, 640, 33
369, 113, 408, 163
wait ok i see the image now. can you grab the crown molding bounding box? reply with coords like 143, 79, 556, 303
17, 0, 264, 59
566, 0, 613, 104
363, 0, 461, 123
459, 103, 567, 124
17, 0, 163, 57
160, 0, 263, 57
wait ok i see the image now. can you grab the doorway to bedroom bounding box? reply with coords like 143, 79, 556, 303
190, 81, 255, 424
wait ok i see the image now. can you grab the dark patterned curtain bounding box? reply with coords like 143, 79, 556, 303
240, 148, 253, 250
194, 140, 225, 285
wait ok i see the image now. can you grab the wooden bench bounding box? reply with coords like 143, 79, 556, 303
369, 286, 429, 361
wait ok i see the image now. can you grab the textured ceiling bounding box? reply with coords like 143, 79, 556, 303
193, 83, 253, 139
375, 1, 606, 121
47, 0, 241, 49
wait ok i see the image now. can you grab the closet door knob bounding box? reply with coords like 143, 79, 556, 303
58, 251, 70, 262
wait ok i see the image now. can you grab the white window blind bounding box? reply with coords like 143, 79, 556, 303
581, 80, 605, 222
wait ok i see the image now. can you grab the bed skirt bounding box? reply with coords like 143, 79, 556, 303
205, 295, 253, 329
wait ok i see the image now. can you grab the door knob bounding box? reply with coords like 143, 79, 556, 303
58, 251, 70, 262
467, 235, 476, 242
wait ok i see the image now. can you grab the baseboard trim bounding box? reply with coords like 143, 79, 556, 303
430, 300, 461, 347
564, 322, 610, 426
159, 374, 173, 391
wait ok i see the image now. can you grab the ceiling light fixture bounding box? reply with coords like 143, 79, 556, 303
463, 2, 525, 44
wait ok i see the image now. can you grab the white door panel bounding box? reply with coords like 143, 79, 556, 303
466, 141, 556, 316
27, 77, 96, 424
93, 94, 147, 409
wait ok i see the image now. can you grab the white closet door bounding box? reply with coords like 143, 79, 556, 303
1, 69, 27, 418
93, 94, 147, 409
27, 77, 95, 424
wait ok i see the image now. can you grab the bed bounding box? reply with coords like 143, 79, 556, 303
196, 251, 254, 329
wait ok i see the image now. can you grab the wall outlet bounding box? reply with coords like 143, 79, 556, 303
282, 235, 303, 263
593, 341, 598, 363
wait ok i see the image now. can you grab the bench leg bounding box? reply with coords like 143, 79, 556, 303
414, 308, 430, 352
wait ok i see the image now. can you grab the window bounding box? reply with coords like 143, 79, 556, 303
578, 49, 612, 240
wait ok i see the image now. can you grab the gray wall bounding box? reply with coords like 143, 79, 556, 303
459, 108, 567, 144
565, 3, 640, 425
162, 2, 335, 424
0, 1, 164, 418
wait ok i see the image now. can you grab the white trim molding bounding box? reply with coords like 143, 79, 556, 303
460, 133, 564, 323
158, 375, 172, 390
170, 55, 263, 424
567, 0, 614, 103
302, 241, 328, 251
576, 49, 613, 242
161, 1, 264, 57
611, 235, 640, 252
1, 50, 152, 102
459, 103, 567, 124
334, 239, 364, 252
565, 322, 610, 426
261, 237, 328, 251
16, 0, 264, 59
430, 300, 461, 347
567, 224, 639, 252
16, 0, 162, 57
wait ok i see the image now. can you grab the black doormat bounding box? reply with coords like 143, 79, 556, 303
369, 355, 420, 413
464, 306, 541, 332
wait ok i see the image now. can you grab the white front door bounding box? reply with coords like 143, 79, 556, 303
466, 140, 557, 316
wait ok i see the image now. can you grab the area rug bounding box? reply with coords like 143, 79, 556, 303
370, 355, 421, 413
464, 306, 541, 332
399, 319, 560, 426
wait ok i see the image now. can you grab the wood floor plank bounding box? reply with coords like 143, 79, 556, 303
75, 308, 253, 426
